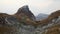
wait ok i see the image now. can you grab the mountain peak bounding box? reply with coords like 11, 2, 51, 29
15, 5, 36, 21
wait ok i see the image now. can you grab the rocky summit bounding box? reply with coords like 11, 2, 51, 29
0, 5, 60, 34
14, 5, 36, 21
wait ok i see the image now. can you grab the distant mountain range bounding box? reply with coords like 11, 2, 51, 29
36, 13, 48, 21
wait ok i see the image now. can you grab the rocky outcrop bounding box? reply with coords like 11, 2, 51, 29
13, 5, 38, 26
14, 5, 36, 21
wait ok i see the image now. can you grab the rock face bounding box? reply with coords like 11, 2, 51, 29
15, 5, 36, 21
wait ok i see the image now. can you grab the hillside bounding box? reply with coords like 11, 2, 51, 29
0, 5, 60, 34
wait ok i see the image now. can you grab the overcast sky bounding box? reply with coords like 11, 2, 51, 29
0, 0, 60, 16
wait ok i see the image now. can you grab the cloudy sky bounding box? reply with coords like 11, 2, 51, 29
0, 0, 60, 16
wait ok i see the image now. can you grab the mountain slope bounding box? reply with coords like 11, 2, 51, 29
36, 13, 48, 21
